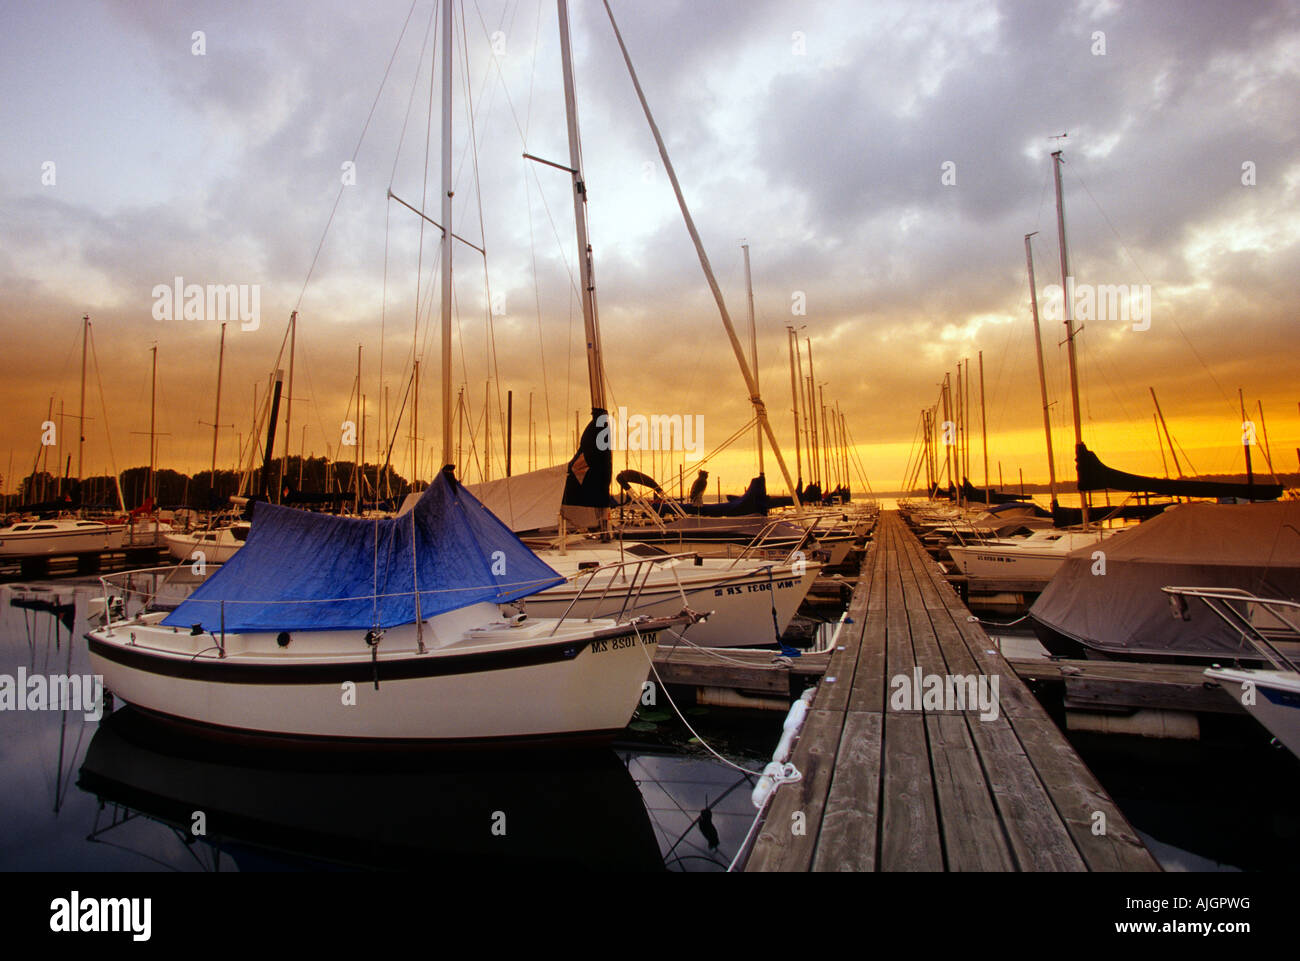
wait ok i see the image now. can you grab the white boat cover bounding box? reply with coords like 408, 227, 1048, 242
465, 464, 567, 533
1029, 501, 1300, 658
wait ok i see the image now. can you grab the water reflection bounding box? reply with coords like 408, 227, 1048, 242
1, 581, 759, 872
78, 707, 665, 871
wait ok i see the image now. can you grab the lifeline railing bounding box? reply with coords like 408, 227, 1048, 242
1161, 586, 1300, 674
95, 550, 711, 654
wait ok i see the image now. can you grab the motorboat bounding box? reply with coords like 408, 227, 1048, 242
1030, 501, 1300, 660
0, 517, 125, 557
164, 521, 249, 563
946, 526, 1120, 579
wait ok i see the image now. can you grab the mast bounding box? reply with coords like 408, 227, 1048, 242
211, 322, 226, 481
941, 374, 953, 493
819, 384, 830, 491
787, 326, 803, 492
1025, 233, 1058, 509
1051, 149, 1088, 527
148, 345, 157, 504
603, 0, 800, 506
979, 350, 989, 503
1257, 401, 1281, 486
413, 359, 419, 485
439, 0, 454, 468
354, 345, 361, 514
557, 0, 606, 413
78, 315, 88, 485
743, 243, 763, 475
955, 362, 963, 506
839, 408, 850, 498
1240, 388, 1254, 500
806, 337, 819, 489
1150, 387, 1183, 477
280, 310, 296, 503
1154, 414, 1170, 478
260, 370, 284, 500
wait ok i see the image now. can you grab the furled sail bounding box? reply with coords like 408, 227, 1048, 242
960, 478, 1032, 503
1076, 443, 1282, 501
163, 468, 564, 633
561, 408, 613, 528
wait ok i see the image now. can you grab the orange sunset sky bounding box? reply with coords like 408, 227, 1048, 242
2, 0, 1297, 499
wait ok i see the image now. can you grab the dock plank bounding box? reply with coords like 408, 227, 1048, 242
746, 511, 1158, 873
811, 711, 882, 871
879, 712, 944, 871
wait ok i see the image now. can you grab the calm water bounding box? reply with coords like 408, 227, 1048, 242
4, 580, 1297, 872
0, 581, 774, 872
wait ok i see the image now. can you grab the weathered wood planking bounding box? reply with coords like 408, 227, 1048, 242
745, 512, 1158, 872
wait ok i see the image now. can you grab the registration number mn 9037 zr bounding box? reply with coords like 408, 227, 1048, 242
589, 631, 658, 654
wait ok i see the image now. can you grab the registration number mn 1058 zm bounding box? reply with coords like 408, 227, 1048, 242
589, 631, 657, 654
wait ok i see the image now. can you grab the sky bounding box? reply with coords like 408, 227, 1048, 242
2, 0, 1298, 499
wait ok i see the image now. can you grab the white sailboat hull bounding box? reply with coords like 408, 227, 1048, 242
525, 558, 821, 648
86, 605, 663, 744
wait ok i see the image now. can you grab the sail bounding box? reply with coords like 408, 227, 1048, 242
1076, 443, 1282, 500
685, 474, 768, 517
561, 408, 613, 528
163, 469, 564, 633
960, 477, 1032, 503
466, 464, 567, 533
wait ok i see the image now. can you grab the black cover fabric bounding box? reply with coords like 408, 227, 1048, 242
1076, 443, 1282, 500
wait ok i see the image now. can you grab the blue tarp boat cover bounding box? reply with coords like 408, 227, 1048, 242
163, 471, 565, 633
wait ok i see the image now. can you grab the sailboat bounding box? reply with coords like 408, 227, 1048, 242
0, 316, 126, 557
84, 1, 687, 745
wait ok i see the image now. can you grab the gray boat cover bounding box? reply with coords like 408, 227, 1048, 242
1029, 501, 1300, 659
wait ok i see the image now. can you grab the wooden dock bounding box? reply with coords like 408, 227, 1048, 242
744, 510, 1158, 871
0, 546, 166, 583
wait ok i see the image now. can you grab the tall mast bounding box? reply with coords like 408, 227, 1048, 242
819, 384, 830, 491
78, 315, 88, 484
743, 243, 763, 475
979, 350, 989, 503
148, 345, 157, 504
955, 362, 963, 505
281, 310, 296, 502
1239, 387, 1254, 500
354, 345, 361, 514
412, 359, 419, 485
787, 327, 803, 492
557, 0, 606, 413
964, 358, 972, 484
839, 408, 850, 496
439, 0, 454, 468
942, 374, 953, 493
806, 337, 819, 489
211, 322, 226, 480
1025, 233, 1058, 509
1150, 387, 1183, 477
1051, 149, 1088, 527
